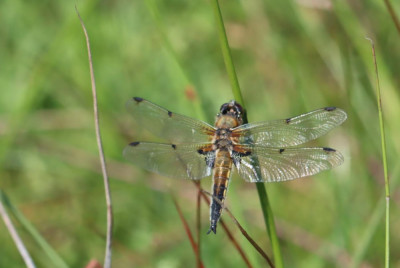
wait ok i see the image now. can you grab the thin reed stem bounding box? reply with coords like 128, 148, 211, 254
0, 191, 36, 268
366, 38, 390, 268
0, 191, 67, 268
171, 195, 204, 268
210, 0, 283, 267
383, 0, 400, 35
76, 7, 113, 268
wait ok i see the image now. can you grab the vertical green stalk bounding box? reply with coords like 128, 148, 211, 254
210, 0, 243, 103
368, 40, 390, 268
375, 47, 390, 268
211, 1, 283, 267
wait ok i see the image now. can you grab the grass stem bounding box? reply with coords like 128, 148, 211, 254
210, 1, 283, 267
0, 191, 36, 268
366, 38, 390, 268
76, 7, 113, 268
0, 191, 67, 268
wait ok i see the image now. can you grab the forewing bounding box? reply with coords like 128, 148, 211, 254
126, 97, 215, 143
232, 107, 347, 147
123, 142, 214, 180
233, 146, 344, 182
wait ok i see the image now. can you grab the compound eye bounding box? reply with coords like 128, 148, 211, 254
234, 102, 243, 114
219, 103, 229, 114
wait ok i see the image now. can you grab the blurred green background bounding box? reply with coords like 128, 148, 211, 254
1, 0, 399, 267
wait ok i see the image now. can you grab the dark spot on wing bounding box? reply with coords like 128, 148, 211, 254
324, 107, 336, 111
198, 149, 204, 154
129, 142, 140, 146
286, 118, 291, 124
133, 97, 143, 103
168, 111, 173, 117
171, 144, 177, 149
279, 148, 285, 154
323, 147, 336, 152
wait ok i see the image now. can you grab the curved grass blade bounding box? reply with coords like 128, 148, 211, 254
0, 190, 68, 268
0, 191, 36, 268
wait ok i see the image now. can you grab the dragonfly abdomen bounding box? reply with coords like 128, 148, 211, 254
208, 149, 233, 234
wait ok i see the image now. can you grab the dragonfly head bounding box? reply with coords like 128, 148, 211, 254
218, 100, 244, 125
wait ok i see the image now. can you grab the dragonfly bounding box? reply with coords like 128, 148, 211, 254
123, 97, 347, 234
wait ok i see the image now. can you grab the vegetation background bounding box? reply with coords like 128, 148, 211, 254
1, 0, 399, 267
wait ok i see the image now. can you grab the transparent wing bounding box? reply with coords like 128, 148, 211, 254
232, 107, 347, 147
233, 146, 344, 182
126, 97, 216, 143
123, 142, 214, 180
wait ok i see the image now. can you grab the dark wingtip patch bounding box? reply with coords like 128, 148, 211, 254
171, 144, 177, 149
129, 141, 140, 146
197, 149, 204, 154
323, 147, 336, 152
168, 111, 173, 117
279, 148, 285, 154
285, 118, 291, 124
133, 97, 143, 103
324, 107, 336, 111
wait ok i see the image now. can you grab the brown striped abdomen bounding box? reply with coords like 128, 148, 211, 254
208, 149, 233, 234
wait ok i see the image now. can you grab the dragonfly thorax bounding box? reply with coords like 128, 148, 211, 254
215, 128, 231, 139
214, 138, 233, 150
212, 128, 235, 150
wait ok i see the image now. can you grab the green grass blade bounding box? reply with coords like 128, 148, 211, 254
0, 191, 69, 268
210, 0, 244, 105
255, 184, 283, 268
367, 40, 390, 268
372, 40, 390, 268
0, 192, 36, 268
350, 163, 399, 267
210, 1, 283, 267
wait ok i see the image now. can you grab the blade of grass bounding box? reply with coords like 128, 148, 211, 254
210, 0, 243, 103
0, 191, 36, 268
383, 0, 400, 35
0, 190, 68, 268
210, 1, 283, 267
76, 7, 113, 268
350, 163, 399, 268
366, 38, 390, 268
